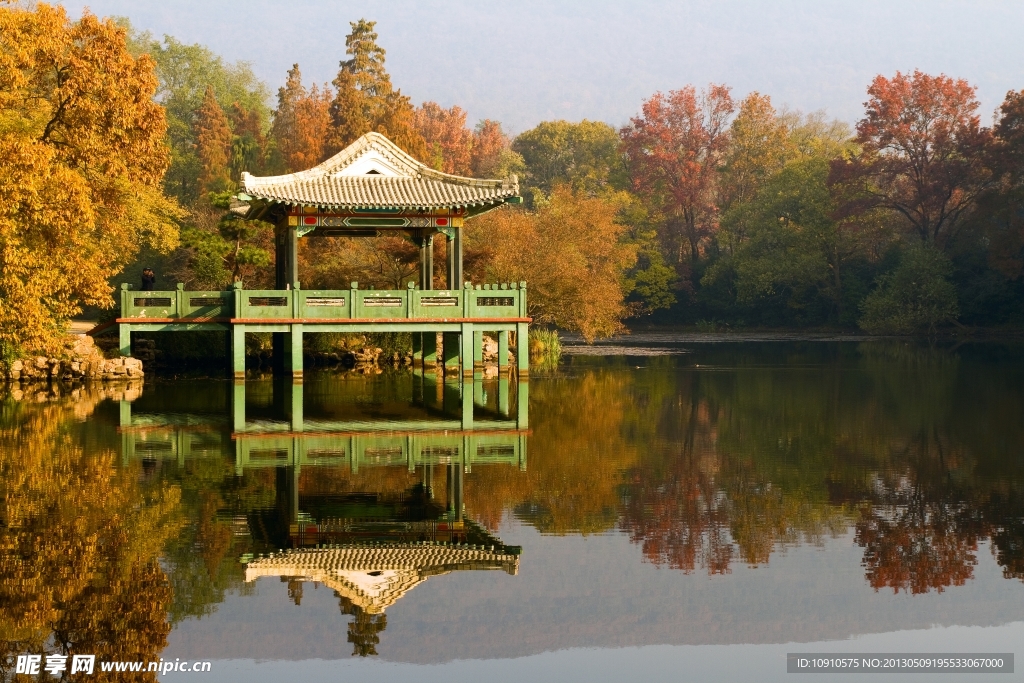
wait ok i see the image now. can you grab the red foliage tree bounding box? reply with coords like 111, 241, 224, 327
832, 70, 992, 248
414, 101, 473, 175
621, 85, 734, 274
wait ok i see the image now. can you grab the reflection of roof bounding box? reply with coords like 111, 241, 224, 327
245, 544, 519, 613
242, 132, 518, 210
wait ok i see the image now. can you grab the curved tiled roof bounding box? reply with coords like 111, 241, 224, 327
242, 132, 519, 210
244, 544, 519, 613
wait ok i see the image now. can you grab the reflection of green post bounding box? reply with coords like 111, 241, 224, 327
290, 381, 303, 432
498, 376, 510, 415
119, 399, 132, 428
443, 332, 460, 374
462, 377, 474, 430
516, 322, 529, 376
498, 330, 509, 370
232, 381, 246, 432
423, 331, 437, 367
232, 324, 246, 380
473, 377, 485, 407
235, 438, 244, 476
473, 330, 483, 369
516, 380, 529, 429
519, 433, 528, 471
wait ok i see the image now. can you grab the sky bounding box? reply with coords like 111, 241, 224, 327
60, 0, 1024, 133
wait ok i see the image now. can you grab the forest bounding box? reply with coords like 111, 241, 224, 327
3, 3, 1024, 355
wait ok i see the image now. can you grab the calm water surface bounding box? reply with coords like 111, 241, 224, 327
3, 340, 1024, 682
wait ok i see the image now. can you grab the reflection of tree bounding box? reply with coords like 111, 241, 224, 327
856, 499, 977, 594
337, 596, 387, 657
0, 392, 182, 682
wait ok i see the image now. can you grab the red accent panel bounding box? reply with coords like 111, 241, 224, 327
436, 218, 448, 226
303, 216, 317, 225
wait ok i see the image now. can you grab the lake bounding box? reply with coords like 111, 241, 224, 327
3, 339, 1024, 682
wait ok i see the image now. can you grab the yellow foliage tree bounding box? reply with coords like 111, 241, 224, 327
469, 186, 637, 341
0, 4, 181, 356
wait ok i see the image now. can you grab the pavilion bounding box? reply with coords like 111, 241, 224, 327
116, 132, 530, 380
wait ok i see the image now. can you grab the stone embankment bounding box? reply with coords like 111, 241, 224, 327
2, 336, 144, 383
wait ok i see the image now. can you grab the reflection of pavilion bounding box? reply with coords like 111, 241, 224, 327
245, 543, 519, 614
118, 375, 525, 656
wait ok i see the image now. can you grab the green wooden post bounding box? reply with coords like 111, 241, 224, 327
119, 324, 131, 357
498, 330, 509, 370
290, 323, 303, 381
443, 332, 460, 373
232, 381, 246, 432
290, 380, 303, 432
232, 324, 246, 380
175, 282, 185, 318
516, 322, 529, 376
473, 330, 483, 369
423, 331, 437, 367
516, 379, 529, 429
461, 324, 475, 377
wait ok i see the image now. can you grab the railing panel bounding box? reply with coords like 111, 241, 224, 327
181, 290, 233, 318
353, 290, 409, 319
122, 289, 178, 318
412, 289, 462, 318
297, 290, 351, 319
238, 289, 294, 319
466, 285, 522, 319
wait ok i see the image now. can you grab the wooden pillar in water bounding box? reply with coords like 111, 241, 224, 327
473, 330, 483, 369
498, 330, 509, 371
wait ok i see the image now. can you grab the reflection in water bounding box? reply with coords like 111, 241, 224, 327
2, 341, 1024, 668
118, 374, 527, 657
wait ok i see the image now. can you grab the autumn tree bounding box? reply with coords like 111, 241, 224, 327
471, 120, 520, 178
194, 87, 233, 194
270, 64, 332, 173
414, 102, 473, 175
718, 93, 791, 229
0, 4, 181, 355
324, 20, 426, 161
832, 70, 992, 249
621, 85, 735, 276
470, 187, 637, 340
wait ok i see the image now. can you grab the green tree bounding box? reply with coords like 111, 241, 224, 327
119, 21, 269, 205
859, 243, 959, 334
513, 120, 626, 204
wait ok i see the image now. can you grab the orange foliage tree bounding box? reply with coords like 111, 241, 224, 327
270, 64, 332, 173
324, 20, 426, 161
414, 102, 473, 175
0, 3, 181, 355
194, 86, 233, 194
470, 187, 637, 341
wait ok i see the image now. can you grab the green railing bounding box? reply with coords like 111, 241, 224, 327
121, 281, 527, 320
